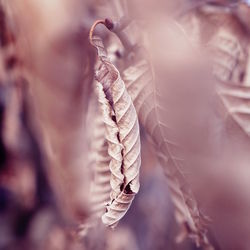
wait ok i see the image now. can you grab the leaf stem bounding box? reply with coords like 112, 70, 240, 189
89, 18, 134, 54
89, 19, 106, 46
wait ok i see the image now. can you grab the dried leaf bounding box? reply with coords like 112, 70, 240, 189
205, 17, 249, 137
87, 92, 112, 217
122, 56, 212, 247
208, 30, 248, 84
178, 2, 249, 85
180, 3, 250, 138
78, 96, 112, 237
89, 109, 111, 218
90, 32, 141, 227
217, 81, 250, 136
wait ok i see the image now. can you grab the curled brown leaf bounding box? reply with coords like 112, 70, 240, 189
90, 26, 141, 227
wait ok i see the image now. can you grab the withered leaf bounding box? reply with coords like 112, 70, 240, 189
208, 30, 248, 84
217, 81, 250, 136
178, 2, 249, 85
179, 4, 249, 139
91, 33, 141, 228
78, 98, 111, 237
89, 112, 111, 218
122, 55, 212, 248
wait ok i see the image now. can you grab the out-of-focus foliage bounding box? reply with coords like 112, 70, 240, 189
0, 0, 250, 250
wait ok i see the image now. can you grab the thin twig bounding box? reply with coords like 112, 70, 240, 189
105, 17, 134, 52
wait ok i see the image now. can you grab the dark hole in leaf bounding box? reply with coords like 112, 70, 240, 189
124, 183, 133, 194
120, 183, 124, 192
111, 115, 116, 122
